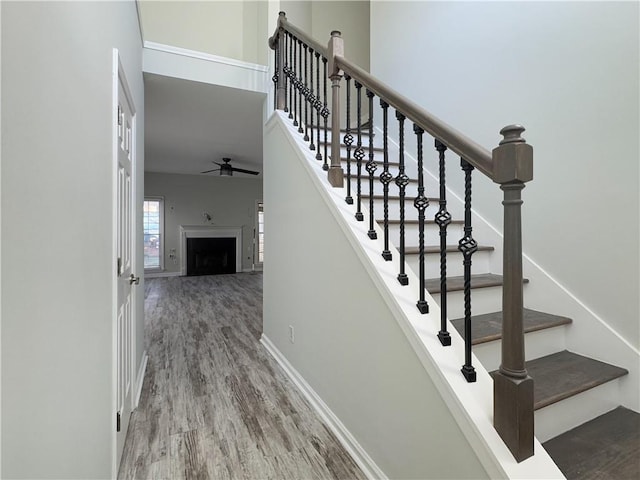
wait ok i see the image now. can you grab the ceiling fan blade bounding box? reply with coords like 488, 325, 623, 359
230, 167, 260, 175
214, 161, 224, 166
201, 168, 221, 174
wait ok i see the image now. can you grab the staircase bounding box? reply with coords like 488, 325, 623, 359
269, 13, 639, 478
335, 130, 639, 478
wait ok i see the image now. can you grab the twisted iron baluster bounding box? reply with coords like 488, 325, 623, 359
321, 57, 329, 171
283, 32, 289, 113
344, 75, 354, 204
435, 140, 452, 346
292, 37, 298, 126
303, 44, 309, 141
366, 90, 377, 239
354, 82, 364, 221
272, 37, 278, 110
315, 52, 322, 161
380, 100, 392, 260
308, 48, 315, 151
414, 125, 429, 314
287, 33, 293, 119
297, 39, 303, 134
395, 112, 409, 286
459, 158, 478, 382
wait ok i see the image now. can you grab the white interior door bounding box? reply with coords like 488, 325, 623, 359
114, 52, 137, 470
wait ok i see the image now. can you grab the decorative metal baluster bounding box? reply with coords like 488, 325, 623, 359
303, 44, 309, 141
287, 34, 293, 119
414, 125, 429, 314
380, 100, 392, 260
353, 82, 365, 221
395, 112, 409, 286
292, 37, 298, 126
315, 52, 322, 161
272, 36, 278, 110
366, 90, 378, 239
321, 57, 329, 170
308, 48, 315, 151
283, 32, 289, 113
297, 39, 304, 134
344, 75, 354, 204
434, 140, 452, 345
459, 158, 478, 382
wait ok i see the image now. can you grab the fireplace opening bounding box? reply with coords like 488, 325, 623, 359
186, 237, 236, 276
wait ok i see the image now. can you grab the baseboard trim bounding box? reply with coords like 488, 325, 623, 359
134, 351, 148, 408
260, 334, 387, 480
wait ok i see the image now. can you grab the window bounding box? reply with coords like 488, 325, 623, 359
256, 202, 264, 265
144, 198, 163, 270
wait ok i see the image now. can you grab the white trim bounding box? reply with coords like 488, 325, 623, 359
260, 335, 387, 480
144, 271, 182, 279
134, 0, 144, 46
134, 351, 148, 409
143, 41, 268, 73
179, 225, 243, 275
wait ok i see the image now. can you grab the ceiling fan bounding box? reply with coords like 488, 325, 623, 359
201, 158, 260, 176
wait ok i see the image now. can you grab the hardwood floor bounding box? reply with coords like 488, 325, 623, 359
118, 273, 366, 480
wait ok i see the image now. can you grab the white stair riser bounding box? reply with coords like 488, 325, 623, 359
361, 200, 464, 221
386, 223, 465, 245
535, 380, 623, 442
405, 249, 492, 279
471, 326, 569, 372
428, 284, 506, 318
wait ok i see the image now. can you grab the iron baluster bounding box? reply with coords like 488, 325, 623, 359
308, 48, 315, 151
459, 158, 478, 382
354, 82, 365, 221
344, 75, 354, 204
395, 112, 409, 286
321, 57, 329, 171
297, 39, 303, 134
380, 100, 392, 260
435, 139, 452, 346
272, 37, 278, 110
366, 90, 378, 239
414, 125, 429, 314
303, 44, 309, 141
282, 32, 289, 113
315, 52, 322, 161
292, 37, 298, 125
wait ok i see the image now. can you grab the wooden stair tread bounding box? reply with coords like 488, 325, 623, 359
405, 245, 494, 255
542, 406, 640, 480
450, 309, 572, 345
425, 274, 529, 294
381, 219, 465, 225
496, 351, 628, 410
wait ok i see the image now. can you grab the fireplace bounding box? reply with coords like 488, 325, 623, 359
179, 226, 242, 276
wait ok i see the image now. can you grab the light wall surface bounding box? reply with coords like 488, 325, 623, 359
138, 0, 270, 65
145, 173, 263, 273
263, 115, 489, 480
1, 1, 144, 478
370, 1, 640, 349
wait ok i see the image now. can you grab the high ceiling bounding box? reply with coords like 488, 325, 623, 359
144, 73, 266, 177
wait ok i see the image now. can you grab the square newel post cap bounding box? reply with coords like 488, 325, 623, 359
492, 125, 533, 185
327, 30, 344, 77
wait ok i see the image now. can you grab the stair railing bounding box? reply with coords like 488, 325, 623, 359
269, 12, 534, 463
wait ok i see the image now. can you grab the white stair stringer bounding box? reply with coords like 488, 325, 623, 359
266, 111, 564, 479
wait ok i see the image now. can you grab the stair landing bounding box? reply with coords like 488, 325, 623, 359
543, 407, 640, 479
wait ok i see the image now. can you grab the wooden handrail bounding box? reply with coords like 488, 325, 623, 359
334, 56, 494, 179
269, 12, 328, 59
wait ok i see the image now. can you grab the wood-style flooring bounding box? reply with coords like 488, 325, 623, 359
118, 273, 366, 480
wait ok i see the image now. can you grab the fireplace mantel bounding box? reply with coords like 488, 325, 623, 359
179, 225, 242, 275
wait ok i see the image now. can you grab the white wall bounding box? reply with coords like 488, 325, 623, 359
139, 0, 270, 65
263, 114, 490, 480
370, 1, 640, 349
1, 1, 144, 478
145, 173, 263, 274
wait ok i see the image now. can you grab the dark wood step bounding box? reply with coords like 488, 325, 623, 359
425, 273, 529, 294
362, 194, 440, 202
543, 406, 640, 480
381, 219, 465, 226
405, 245, 494, 255
498, 351, 628, 410
450, 309, 572, 345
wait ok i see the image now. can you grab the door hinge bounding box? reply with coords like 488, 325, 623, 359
117, 257, 122, 276
117, 105, 123, 126
116, 411, 121, 432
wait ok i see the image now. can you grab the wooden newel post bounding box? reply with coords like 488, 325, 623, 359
327, 30, 344, 187
492, 124, 534, 462
275, 12, 287, 110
